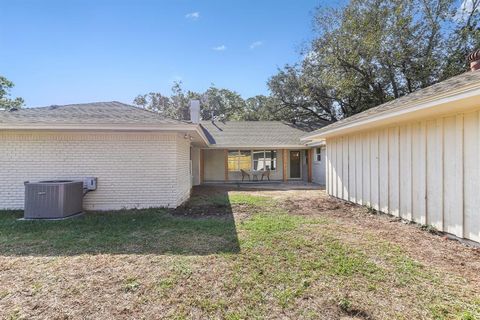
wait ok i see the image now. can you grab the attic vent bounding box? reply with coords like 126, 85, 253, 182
9, 108, 19, 112
48, 105, 60, 110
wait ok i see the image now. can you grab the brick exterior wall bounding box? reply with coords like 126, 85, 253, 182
0, 131, 192, 210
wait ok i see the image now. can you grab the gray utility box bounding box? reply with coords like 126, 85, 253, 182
24, 180, 83, 219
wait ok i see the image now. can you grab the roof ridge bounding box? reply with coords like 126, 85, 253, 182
112, 101, 189, 123
22, 101, 186, 124
25, 101, 119, 110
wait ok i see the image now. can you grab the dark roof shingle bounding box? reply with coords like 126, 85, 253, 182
0, 101, 185, 126
200, 121, 307, 147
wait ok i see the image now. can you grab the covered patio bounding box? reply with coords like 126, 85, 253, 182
198, 148, 315, 184
190, 121, 320, 185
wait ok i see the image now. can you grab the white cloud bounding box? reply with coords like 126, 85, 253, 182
249, 41, 263, 49
185, 12, 200, 20
212, 45, 226, 51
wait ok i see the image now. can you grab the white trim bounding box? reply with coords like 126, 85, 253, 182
314, 146, 323, 162
0, 123, 211, 146
305, 140, 326, 147
226, 149, 279, 172
302, 86, 480, 140
0, 123, 198, 131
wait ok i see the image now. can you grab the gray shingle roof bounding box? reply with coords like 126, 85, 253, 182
200, 121, 308, 147
0, 101, 186, 126
304, 70, 480, 138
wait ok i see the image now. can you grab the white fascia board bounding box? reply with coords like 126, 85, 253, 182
0, 123, 197, 132
305, 140, 326, 147
0, 122, 212, 145
303, 86, 480, 140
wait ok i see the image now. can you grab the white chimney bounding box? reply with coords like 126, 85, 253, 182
189, 100, 200, 123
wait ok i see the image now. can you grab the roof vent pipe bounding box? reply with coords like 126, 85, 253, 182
189, 100, 200, 123
468, 49, 480, 71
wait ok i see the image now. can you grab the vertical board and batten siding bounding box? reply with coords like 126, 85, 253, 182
362, 133, 371, 207
355, 135, 363, 205
325, 110, 480, 243
342, 138, 349, 200
388, 127, 400, 217
348, 137, 356, 203
370, 132, 379, 211
378, 128, 389, 213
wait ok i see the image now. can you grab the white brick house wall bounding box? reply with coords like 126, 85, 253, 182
0, 130, 192, 210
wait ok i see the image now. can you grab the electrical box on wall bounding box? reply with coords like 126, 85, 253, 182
83, 177, 97, 191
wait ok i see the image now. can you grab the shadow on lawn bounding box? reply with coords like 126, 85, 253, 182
0, 187, 240, 256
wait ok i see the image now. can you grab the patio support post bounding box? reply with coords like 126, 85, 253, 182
307, 149, 313, 183
224, 149, 229, 182
200, 149, 205, 184
283, 149, 288, 182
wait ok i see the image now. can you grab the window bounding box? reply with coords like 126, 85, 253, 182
228, 150, 252, 171
253, 150, 277, 171
315, 147, 322, 162
228, 150, 277, 171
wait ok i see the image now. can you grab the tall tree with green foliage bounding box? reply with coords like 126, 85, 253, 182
199, 85, 247, 121
0, 76, 24, 110
134, 83, 257, 122
135, 0, 480, 128
133, 82, 200, 120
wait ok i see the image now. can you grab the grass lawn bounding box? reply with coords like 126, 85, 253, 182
1, 187, 479, 319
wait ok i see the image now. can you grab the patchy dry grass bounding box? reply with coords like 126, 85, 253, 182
1, 186, 479, 319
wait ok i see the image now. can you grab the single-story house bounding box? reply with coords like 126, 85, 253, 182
302, 60, 480, 243
0, 101, 326, 211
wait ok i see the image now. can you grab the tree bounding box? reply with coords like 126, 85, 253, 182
199, 85, 247, 121
0, 76, 24, 110
268, 0, 480, 126
443, 0, 480, 78
243, 95, 279, 121
134, 83, 251, 122
268, 65, 339, 124
133, 81, 200, 121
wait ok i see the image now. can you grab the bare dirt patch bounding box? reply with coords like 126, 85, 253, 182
270, 189, 480, 289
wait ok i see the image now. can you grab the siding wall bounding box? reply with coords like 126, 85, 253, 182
203, 149, 226, 181
0, 131, 191, 210
191, 147, 201, 186
325, 110, 480, 242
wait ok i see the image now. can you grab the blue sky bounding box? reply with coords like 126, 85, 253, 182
0, 0, 324, 107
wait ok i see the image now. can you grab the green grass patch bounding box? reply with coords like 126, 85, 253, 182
1, 189, 480, 319
0, 208, 240, 255
319, 238, 385, 281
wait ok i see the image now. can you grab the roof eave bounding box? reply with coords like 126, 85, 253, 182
0, 123, 196, 130
303, 85, 480, 140
0, 122, 210, 144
